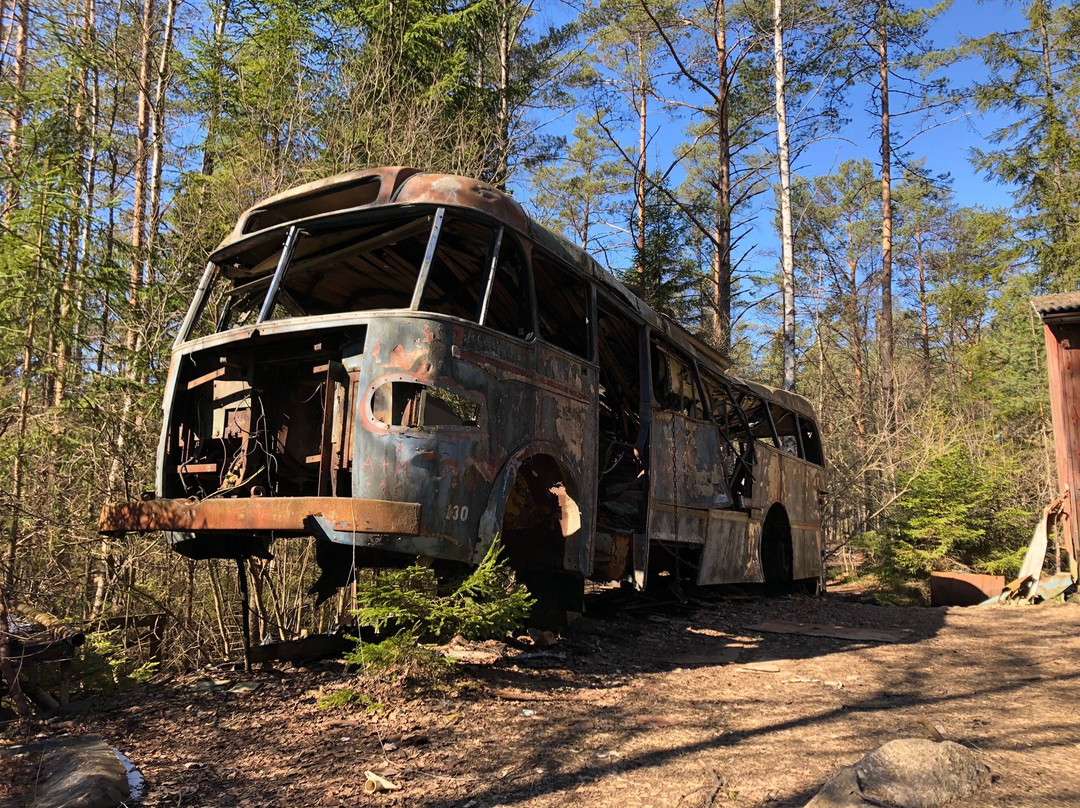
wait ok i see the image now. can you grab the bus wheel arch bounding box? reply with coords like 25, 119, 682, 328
478, 446, 586, 625
760, 503, 794, 588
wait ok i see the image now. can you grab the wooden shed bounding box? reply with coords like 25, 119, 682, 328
1032, 292, 1080, 572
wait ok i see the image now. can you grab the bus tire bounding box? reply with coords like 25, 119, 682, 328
760, 505, 793, 592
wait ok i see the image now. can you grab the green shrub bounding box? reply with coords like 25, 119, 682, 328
352, 538, 533, 643
861, 446, 1034, 584
343, 627, 455, 685
317, 686, 382, 713
343, 538, 533, 687
77, 630, 159, 688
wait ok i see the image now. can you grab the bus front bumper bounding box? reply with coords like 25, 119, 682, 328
98, 496, 422, 538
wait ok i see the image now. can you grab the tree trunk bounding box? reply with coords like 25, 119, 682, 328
773, 0, 795, 390
126, 0, 154, 363
0, 590, 31, 716
201, 0, 230, 177
147, 0, 177, 252
711, 0, 732, 353
633, 31, 648, 278
915, 227, 931, 391
2, 0, 29, 225
96, 0, 156, 621
877, 1, 895, 433
4, 188, 47, 591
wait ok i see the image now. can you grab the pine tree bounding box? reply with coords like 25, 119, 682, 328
968, 0, 1080, 290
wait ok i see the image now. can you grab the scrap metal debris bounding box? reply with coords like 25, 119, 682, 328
363, 771, 401, 794
746, 620, 911, 643
991, 494, 1076, 605
929, 572, 1005, 607
743, 617, 911, 643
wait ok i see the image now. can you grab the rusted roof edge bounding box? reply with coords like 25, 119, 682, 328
206, 168, 824, 413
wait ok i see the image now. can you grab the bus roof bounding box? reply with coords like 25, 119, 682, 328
218, 167, 815, 419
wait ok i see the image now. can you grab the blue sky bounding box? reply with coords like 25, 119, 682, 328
520, 0, 1030, 265
820, 0, 1027, 210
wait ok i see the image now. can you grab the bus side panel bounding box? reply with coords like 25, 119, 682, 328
785, 460, 826, 580
351, 320, 499, 561
647, 503, 708, 546
648, 410, 729, 510
646, 409, 725, 545
696, 509, 753, 585
751, 447, 785, 512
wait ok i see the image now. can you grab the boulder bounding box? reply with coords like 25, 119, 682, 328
805, 738, 990, 808
32, 736, 130, 808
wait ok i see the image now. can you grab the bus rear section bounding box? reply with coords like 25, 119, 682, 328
591, 314, 827, 595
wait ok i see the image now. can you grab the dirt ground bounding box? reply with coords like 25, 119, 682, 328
4, 591, 1080, 808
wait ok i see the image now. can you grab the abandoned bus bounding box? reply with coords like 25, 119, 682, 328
100, 167, 827, 620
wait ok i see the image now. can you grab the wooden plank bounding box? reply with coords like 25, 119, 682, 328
186, 366, 227, 390
746, 620, 911, 644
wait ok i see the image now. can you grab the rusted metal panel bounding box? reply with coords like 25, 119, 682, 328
648, 410, 731, 523
791, 523, 823, 580
99, 497, 421, 536
697, 509, 753, 585
740, 445, 826, 582
394, 173, 530, 233
929, 572, 1005, 606
747, 620, 910, 643
782, 457, 826, 580
647, 502, 709, 546
750, 446, 784, 512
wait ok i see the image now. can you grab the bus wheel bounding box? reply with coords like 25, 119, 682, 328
760, 505, 793, 593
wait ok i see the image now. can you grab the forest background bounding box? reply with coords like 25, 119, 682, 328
0, 0, 1077, 666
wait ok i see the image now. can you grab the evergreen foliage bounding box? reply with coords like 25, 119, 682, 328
351, 539, 534, 644
968, 0, 1080, 289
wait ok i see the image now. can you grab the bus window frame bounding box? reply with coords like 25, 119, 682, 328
477, 226, 536, 344
699, 368, 750, 457
526, 245, 597, 362
733, 385, 781, 448
768, 403, 803, 458
796, 414, 825, 467
648, 338, 708, 421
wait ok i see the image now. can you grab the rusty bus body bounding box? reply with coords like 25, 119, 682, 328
100, 167, 827, 617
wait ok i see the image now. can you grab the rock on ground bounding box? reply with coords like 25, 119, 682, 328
805, 738, 990, 808
32, 735, 130, 808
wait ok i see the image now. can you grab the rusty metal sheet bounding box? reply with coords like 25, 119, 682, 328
782, 458, 826, 580
648, 411, 727, 510
1033, 572, 1074, 601
929, 572, 1006, 606
394, 172, 531, 233
99, 497, 421, 536
749, 446, 783, 511
747, 620, 912, 644
697, 509, 753, 585
647, 503, 708, 546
